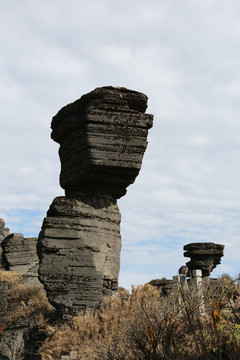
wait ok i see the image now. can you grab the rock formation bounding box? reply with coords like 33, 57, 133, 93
0, 218, 10, 244
0, 305, 27, 360
37, 86, 153, 317
149, 278, 176, 296
0, 219, 9, 269
1, 233, 39, 284
183, 242, 224, 277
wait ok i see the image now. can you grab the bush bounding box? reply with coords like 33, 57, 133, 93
0, 269, 53, 325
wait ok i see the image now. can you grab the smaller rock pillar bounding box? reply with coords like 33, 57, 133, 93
184, 242, 224, 277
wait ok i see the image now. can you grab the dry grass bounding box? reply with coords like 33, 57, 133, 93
0, 269, 53, 325
0, 269, 22, 284
1, 269, 240, 359
7, 283, 53, 323
38, 277, 240, 360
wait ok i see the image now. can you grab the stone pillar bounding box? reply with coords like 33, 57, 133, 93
0, 219, 10, 244
192, 269, 202, 289
192, 269, 205, 314
37, 87, 153, 318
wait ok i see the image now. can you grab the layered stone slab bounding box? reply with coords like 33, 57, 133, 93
51, 86, 153, 199
38, 195, 121, 316
0, 219, 9, 268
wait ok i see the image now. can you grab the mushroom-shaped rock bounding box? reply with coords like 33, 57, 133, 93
183, 242, 224, 277
37, 87, 153, 318
51, 86, 153, 199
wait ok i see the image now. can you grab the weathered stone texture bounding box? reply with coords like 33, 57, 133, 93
0, 278, 28, 360
1, 234, 39, 284
0, 218, 9, 269
184, 242, 224, 277
0, 219, 10, 244
38, 86, 153, 317
149, 279, 176, 296
0, 319, 28, 360
0, 282, 8, 328
38, 195, 121, 316
51, 86, 153, 199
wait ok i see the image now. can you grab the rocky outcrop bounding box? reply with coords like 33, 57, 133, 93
184, 242, 224, 277
0, 219, 10, 244
38, 86, 153, 318
0, 219, 10, 270
51, 86, 153, 199
2, 234, 39, 284
38, 195, 121, 314
149, 279, 176, 296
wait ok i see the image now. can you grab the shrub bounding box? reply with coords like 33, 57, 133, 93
38, 277, 240, 360
0, 269, 53, 325
0, 269, 22, 284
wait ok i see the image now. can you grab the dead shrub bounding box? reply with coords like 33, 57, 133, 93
38, 277, 240, 360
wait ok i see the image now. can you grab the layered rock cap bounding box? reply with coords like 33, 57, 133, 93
184, 242, 224, 277
51, 86, 153, 198
38, 87, 153, 318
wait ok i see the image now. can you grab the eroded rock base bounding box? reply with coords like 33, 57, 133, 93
37, 195, 121, 318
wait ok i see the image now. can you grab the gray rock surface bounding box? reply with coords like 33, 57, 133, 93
38, 87, 153, 317
149, 279, 176, 296
38, 195, 121, 316
0, 220, 10, 267
1, 234, 39, 284
183, 242, 224, 277
0, 319, 28, 360
51, 86, 153, 199
0, 219, 10, 244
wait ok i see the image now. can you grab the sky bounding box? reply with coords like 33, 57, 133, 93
1, 0, 240, 289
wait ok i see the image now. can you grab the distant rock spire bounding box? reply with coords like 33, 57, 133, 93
184, 242, 224, 277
